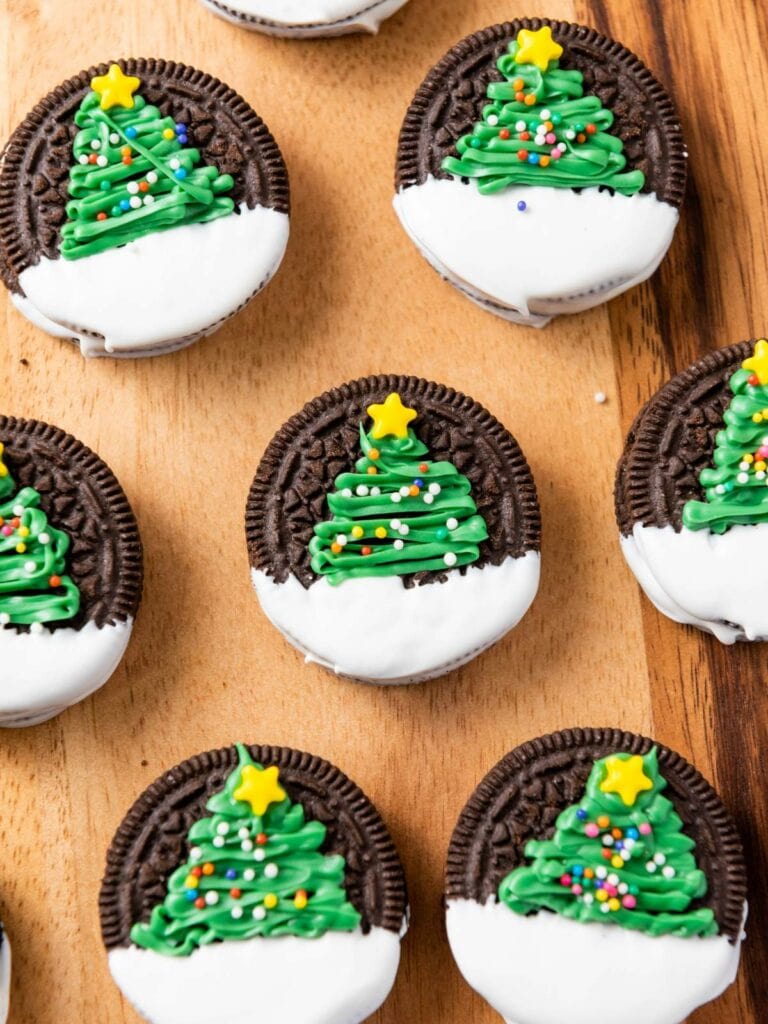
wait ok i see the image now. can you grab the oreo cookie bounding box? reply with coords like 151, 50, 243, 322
246, 375, 541, 684
446, 727, 747, 1024
615, 339, 768, 643
0, 59, 289, 357
101, 742, 407, 1024
0, 416, 142, 725
394, 19, 686, 326
201, 0, 409, 37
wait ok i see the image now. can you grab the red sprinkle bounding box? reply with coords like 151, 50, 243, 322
230, 888, 242, 899
194, 897, 205, 909
586, 123, 597, 135
517, 150, 528, 162
361, 546, 372, 556
499, 128, 511, 140
96, 213, 107, 222
256, 833, 268, 846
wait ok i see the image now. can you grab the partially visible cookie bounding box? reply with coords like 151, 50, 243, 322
0, 60, 289, 357
394, 19, 685, 326
200, 0, 409, 37
446, 727, 747, 1024
0, 924, 9, 1024
101, 743, 407, 1024
0, 417, 142, 725
615, 339, 768, 643
246, 375, 541, 684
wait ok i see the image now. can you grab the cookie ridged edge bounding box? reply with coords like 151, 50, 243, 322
395, 17, 687, 208
445, 726, 746, 943
99, 743, 408, 948
0, 57, 290, 292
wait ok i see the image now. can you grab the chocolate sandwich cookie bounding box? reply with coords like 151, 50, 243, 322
0, 59, 289, 357
0, 416, 142, 725
616, 338, 768, 643
101, 743, 407, 1024
394, 19, 686, 326
0, 924, 9, 1024
246, 375, 541, 684
201, 0, 409, 36
446, 727, 747, 1024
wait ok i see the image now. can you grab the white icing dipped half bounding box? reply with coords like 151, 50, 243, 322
446, 900, 745, 1024
394, 180, 677, 328
0, 929, 10, 1024
201, 0, 409, 34
620, 522, 768, 644
109, 927, 401, 1024
0, 619, 133, 726
252, 553, 540, 684
16, 204, 289, 356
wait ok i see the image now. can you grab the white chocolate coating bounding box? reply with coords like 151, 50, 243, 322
251, 553, 540, 684
0, 619, 133, 726
393, 178, 679, 327
108, 926, 401, 1024
446, 899, 745, 1024
0, 932, 10, 1024
620, 521, 768, 644
15, 204, 289, 357
200, 0, 408, 35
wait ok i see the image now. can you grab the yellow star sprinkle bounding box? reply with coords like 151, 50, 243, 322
366, 393, 417, 440
90, 64, 141, 111
233, 764, 286, 816
599, 755, 653, 807
742, 338, 768, 385
514, 27, 564, 72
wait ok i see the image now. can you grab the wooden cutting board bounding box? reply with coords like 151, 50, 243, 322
0, 0, 765, 1020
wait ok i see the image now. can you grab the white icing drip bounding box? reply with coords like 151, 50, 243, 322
0, 932, 10, 1024
393, 178, 678, 327
251, 553, 540, 684
108, 927, 401, 1024
15, 204, 289, 356
446, 900, 745, 1024
0, 619, 133, 726
201, 0, 408, 33
620, 522, 768, 644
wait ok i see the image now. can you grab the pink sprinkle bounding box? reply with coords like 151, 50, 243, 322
559, 874, 572, 887
604, 884, 618, 897
639, 823, 652, 835
545, 133, 556, 145
622, 895, 637, 909
759, 446, 768, 458
550, 148, 562, 160
585, 824, 599, 838
571, 884, 583, 895
1, 526, 11, 536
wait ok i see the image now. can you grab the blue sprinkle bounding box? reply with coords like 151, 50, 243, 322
414, 478, 424, 488
527, 153, 540, 165
119, 199, 131, 211
576, 809, 587, 820
175, 122, 187, 133
125, 126, 138, 139
572, 865, 584, 877
517, 200, 527, 212
174, 168, 188, 180
626, 827, 639, 840
177, 134, 188, 145
185, 890, 198, 902
225, 869, 237, 881
100, 180, 111, 191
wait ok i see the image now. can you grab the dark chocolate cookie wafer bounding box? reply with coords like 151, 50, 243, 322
393, 19, 686, 326
101, 743, 407, 1024
246, 375, 541, 684
615, 341, 768, 643
0, 417, 142, 726
0, 59, 290, 356
445, 727, 747, 1024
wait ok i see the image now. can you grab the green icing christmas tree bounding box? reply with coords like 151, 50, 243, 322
499, 748, 717, 938
0, 442, 80, 629
683, 339, 768, 533
442, 26, 645, 196
131, 745, 361, 956
309, 393, 488, 585
60, 64, 234, 261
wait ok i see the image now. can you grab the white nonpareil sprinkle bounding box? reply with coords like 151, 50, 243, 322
444, 552, 457, 567
594, 391, 607, 404
264, 863, 279, 879
446, 517, 458, 530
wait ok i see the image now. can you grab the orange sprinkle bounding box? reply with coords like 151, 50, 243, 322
597, 815, 610, 828
612, 828, 622, 840
122, 156, 133, 165
584, 868, 595, 879
409, 485, 420, 496
367, 466, 378, 475
577, 133, 586, 144
49, 575, 62, 588
515, 91, 525, 103
524, 94, 537, 106
539, 155, 550, 167
369, 448, 380, 460
512, 78, 524, 90
544, 120, 553, 131
121, 145, 132, 157
202, 863, 215, 876
139, 181, 150, 192
419, 463, 429, 472
331, 543, 342, 554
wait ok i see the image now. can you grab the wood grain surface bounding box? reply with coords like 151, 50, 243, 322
0, 0, 766, 1021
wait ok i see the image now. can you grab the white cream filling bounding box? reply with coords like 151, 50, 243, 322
201, 0, 408, 33
393, 177, 678, 327
446, 900, 744, 1024
0, 933, 10, 1024
620, 521, 768, 644
0, 619, 133, 726
109, 927, 401, 1024
251, 553, 540, 684
15, 204, 289, 356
